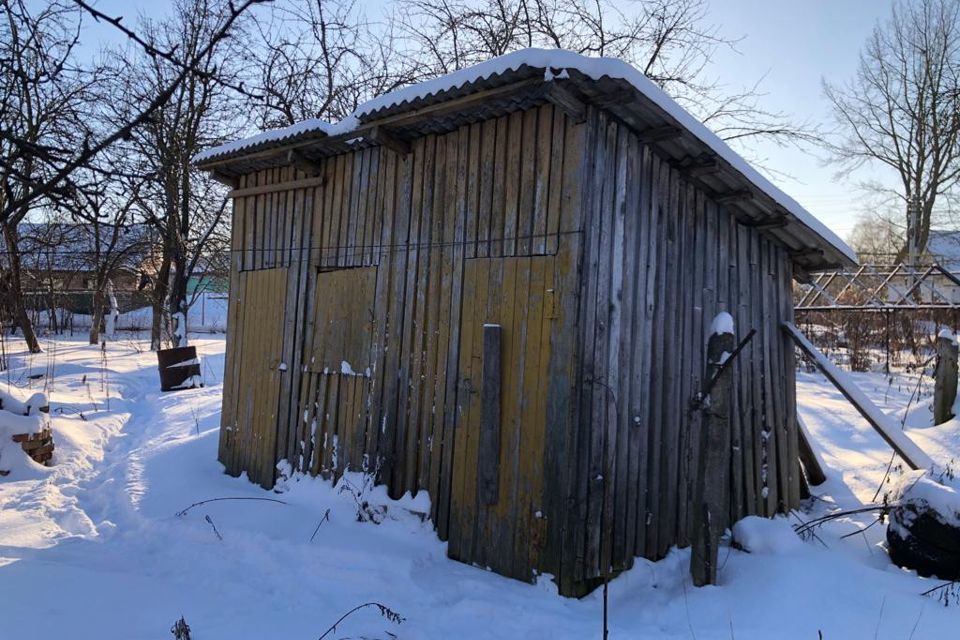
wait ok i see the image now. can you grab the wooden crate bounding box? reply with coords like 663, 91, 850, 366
11, 427, 54, 466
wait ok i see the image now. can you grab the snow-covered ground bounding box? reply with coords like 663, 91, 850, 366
0, 336, 958, 639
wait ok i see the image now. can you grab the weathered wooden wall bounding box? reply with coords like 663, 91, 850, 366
218, 103, 583, 573
217, 101, 799, 596
548, 108, 799, 593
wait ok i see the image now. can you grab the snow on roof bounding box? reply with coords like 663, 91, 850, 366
927, 230, 960, 269
0, 223, 153, 272
194, 118, 352, 165
196, 48, 855, 263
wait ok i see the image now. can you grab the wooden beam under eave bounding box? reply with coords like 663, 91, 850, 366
789, 247, 825, 260
715, 189, 754, 205
685, 155, 721, 178
369, 125, 411, 155
793, 266, 814, 285
211, 171, 239, 189
287, 149, 323, 176
745, 215, 788, 229
637, 125, 683, 143
544, 83, 587, 123
591, 88, 635, 109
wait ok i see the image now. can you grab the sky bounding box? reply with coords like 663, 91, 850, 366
82, 0, 899, 244
701, 0, 898, 241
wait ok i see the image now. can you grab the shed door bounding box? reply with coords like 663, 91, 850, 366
299, 266, 377, 480
448, 255, 556, 582
231, 268, 289, 488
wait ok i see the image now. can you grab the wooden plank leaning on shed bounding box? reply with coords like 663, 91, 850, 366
691, 317, 735, 587
783, 321, 933, 471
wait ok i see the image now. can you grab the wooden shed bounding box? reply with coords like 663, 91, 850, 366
196, 49, 855, 595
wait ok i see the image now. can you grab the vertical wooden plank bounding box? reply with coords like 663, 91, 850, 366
418, 137, 445, 493
403, 138, 436, 491
366, 149, 395, 470
585, 112, 614, 578
768, 243, 789, 512
502, 111, 522, 256
378, 147, 414, 495
543, 111, 585, 589
517, 108, 538, 255
476, 118, 496, 259
479, 324, 502, 505
566, 107, 599, 584
404, 136, 433, 494
310, 373, 332, 476
781, 253, 801, 509
725, 212, 745, 524
427, 138, 451, 520
364, 148, 381, 266
600, 123, 626, 573
436, 128, 468, 539
758, 239, 779, 515
529, 256, 555, 576
644, 154, 668, 558
287, 185, 315, 468
613, 129, 636, 570
448, 256, 482, 560
495, 255, 522, 577
277, 185, 301, 466
532, 104, 553, 255
473, 256, 503, 569
511, 255, 543, 580
464, 122, 482, 259
332, 154, 348, 267
628, 144, 654, 560
220, 175, 247, 474
248, 173, 260, 270
546, 110, 566, 255
657, 163, 683, 555
736, 224, 758, 516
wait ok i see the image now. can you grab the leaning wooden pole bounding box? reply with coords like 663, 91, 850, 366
934, 329, 958, 425
691, 312, 735, 587
796, 414, 827, 486
783, 321, 933, 471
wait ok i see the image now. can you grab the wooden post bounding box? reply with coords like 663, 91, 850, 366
479, 324, 502, 505
691, 312, 734, 587
934, 329, 958, 425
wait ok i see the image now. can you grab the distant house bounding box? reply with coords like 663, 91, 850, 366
927, 230, 960, 270
0, 223, 156, 315
197, 49, 854, 595
920, 230, 960, 304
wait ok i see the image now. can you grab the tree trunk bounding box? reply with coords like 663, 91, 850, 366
151, 250, 173, 351
89, 287, 105, 345
169, 257, 189, 348
2, 225, 41, 354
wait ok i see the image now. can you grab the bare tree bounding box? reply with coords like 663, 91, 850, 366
0, 0, 94, 352
63, 171, 151, 345
825, 0, 960, 261
111, 0, 245, 350
847, 214, 904, 261
0, 0, 267, 227
241, 0, 416, 128
393, 0, 817, 151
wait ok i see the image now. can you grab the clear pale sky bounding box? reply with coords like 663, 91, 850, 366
87, 0, 897, 243
702, 0, 897, 241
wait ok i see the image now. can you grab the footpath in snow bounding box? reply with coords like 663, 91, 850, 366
0, 335, 958, 639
